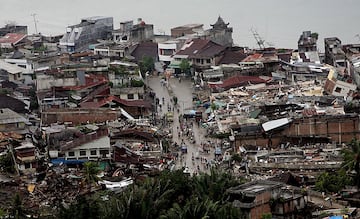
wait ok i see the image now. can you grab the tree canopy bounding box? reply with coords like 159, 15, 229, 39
139, 56, 155, 77
58, 169, 245, 219
179, 59, 191, 75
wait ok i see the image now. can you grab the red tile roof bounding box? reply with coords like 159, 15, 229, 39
241, 53, 263, 62
176, 38, 225, 59
241, 52, 278, 63
80, 95, 152, 108
0, 33, 26, 45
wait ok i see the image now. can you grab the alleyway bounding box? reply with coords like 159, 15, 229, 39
147, 75, 214, 175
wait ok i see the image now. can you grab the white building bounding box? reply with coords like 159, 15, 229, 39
64, 136, 112, 161
158, 40, 179, 64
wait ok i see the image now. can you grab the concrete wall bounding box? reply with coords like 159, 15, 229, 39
285, 115, 359, 143
36, 75, 78, 91
235, 114, 360, 147
65, 136, 111, 160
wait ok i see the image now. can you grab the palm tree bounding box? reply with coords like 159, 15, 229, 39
83, 162, 100, 185
341, 139, 360, 187
193, 169, 241, 202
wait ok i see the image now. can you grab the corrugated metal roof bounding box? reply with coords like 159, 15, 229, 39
262, 118, 291, 132
0, 33, 26, 44
0, 108, 27, 124
0, 59, 24, 74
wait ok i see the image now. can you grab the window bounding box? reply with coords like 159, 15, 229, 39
68, 151, 75, 157
206, 59, 211, 64
334, 87, 342, 93
24, 163, 31, 169
127, 94, 134, 99
100, 149, 109, 155
79, 150, 86, 156
90, 150, 97, 156
100, 149, 109, 157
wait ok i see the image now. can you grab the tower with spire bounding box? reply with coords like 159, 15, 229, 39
206, 16, 233, 47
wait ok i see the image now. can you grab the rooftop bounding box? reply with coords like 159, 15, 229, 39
175, 38, 225, 58
0, 33, 26, 45
0, 108, 27, 124
171, 23, 203, 30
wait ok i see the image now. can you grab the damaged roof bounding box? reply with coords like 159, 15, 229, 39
80, 95, 152, 108
175, 38, 226, 59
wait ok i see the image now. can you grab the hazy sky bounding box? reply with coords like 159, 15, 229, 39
1, 0, 360, 50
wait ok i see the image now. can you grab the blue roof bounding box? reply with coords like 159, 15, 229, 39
51, 158, 87, 166
329, 216, 343, 219
215, 147, 222, 155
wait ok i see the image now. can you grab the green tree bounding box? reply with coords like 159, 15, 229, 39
231, 153, 242, 163
261, 213, 272, 219
179, 59, 191, 76
0, 152, 15, 173
83, 162, 100, 185
342, 139, 360, 187
193, 169, 241, 202
58, 195, 101, 219
11, 193, 25, 219
130, 79, 144, 87
58, 169, 244, 219
315, 170, 352, 193
0, 208, 5, 218
139, 56, 154, 78
311, 32, 319, 40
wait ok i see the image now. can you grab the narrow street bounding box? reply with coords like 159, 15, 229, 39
147, 75, 214, 175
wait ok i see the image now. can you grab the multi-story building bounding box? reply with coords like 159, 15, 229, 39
324, 37, 346, 67
0, 24, 27, 37
158, 40, 180, 64
297, 31, 318, 52
228, 180, 306, 219
59, 16, 113, 53
171, 38, 226, 71
93, 43, 129, 59
113, 18, 154, 43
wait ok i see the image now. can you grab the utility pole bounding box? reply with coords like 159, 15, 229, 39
31, 13, 38, 34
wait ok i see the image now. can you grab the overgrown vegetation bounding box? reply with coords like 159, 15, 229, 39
58, 169, 245, 219
139, 56, 154, 78
130, 79, 144, 87
0, 152, 16, 174
179, 59, 191, 76
315, 138, 360, 193
315, 170, 352, 193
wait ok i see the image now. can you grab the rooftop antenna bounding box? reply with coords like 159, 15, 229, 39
250, 28, 265, 50
31, 13, 38, 34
